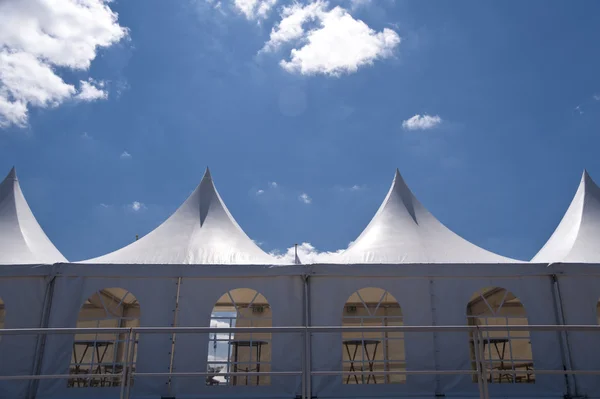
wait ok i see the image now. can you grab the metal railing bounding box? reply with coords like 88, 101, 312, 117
1, 325, 600, 399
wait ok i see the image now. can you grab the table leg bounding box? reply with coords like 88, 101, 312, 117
256, 344, 262, 386
365, 342, 379, 384
345, 344, 360, 384
232, 344, 239, 386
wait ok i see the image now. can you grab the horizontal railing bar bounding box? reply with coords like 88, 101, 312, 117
312, 370, 478, 376
2, 325, 600, 335
0, 373, 125, 381
2, 369, 600, 382
133, 371, 302, 377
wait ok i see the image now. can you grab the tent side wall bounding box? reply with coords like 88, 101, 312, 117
36, 270, 178, 399
2, 263, 600, 399
551, 265, 600, 398
309, 264, 566, 398
0, 268, 50, 399
173, 275, 305, 398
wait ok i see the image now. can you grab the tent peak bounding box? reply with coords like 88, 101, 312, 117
6, 166, 16, 180
532, 170, 600, 262
203, 167, 212, 180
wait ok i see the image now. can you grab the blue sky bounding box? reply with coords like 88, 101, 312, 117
1, 0, 600, 262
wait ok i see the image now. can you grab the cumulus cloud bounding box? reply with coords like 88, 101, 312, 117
271, 242, 346, 264
261, 0, 400, 76
594, 94, 600, 101
0, 0, 127, 127
298, 193, 312, 204
129, 201, 146, 212
120, 151, 132, 159
75, 79, 108, 101
269, 181, 278, 188
256, 189, 265, 195
402, 114, 442, 131
233, 0, 277, 20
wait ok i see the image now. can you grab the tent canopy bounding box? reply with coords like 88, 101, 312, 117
532, 170, 600, 263
0, 167, 66, 264
83, 168, 279, 265
336, 169, 516, 264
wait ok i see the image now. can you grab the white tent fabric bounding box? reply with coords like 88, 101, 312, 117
0, 167, 66, 264
336, 169, 516, 263
532, 170, 600, 263
83, 168, 278, 264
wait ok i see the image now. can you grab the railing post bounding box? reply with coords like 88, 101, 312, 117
472, 327, 486, 399
476, 327, 489, 399
119, 328, 133, 399
124, 329, 137, 399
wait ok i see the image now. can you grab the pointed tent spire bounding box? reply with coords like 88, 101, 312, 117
84, 170, 278, 264
337, 168, 516, 264
532, 170, 600, 263
0, 168, 66, 264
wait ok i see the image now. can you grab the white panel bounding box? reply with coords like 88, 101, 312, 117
555, 274, 600, 397
173, 276, 304, 398
36, 276, 177, 399
0, 277, 48, 399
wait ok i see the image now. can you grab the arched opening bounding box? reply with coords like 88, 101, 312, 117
467, 287, 534, 384
207, 288, 271, 387
342, 288, 405, 384
68, 288, 140, 388
596, 298, 600, 324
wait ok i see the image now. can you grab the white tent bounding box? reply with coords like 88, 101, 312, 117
336, 169, 516, 263
0, 167, 66, 264
532, 170, 600, 263
83, 168, 278, 264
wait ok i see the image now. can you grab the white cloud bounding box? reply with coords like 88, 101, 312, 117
99, 203, 110, 208
129, 201, 146, 212
575, 105, 584, 115
593, 94, 600, 101
271, 242, 346, 263
298, 193, 312, 204
402, 114, 442, 130
233, 0, 277, 20
75, 79, 108, 101
261, 1, 400, 76
269, 181, 278, 188
256, 189, 265, 195
350, 184, 363, 191
120, 151, 132, 159
0, 0, 127, 127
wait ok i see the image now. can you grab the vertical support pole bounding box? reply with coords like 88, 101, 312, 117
428, 279, 441, 394
302, 328, 307, 399
167, 277, 182, 395
27, 272, 57, 399
303, 274, 312, 399
550, 273, 577, 397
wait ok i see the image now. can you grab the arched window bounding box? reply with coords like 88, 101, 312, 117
342, 288, 405, 384
68, 288, 140, 388
467, 287, 534, 384
207, 288, 271, 386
